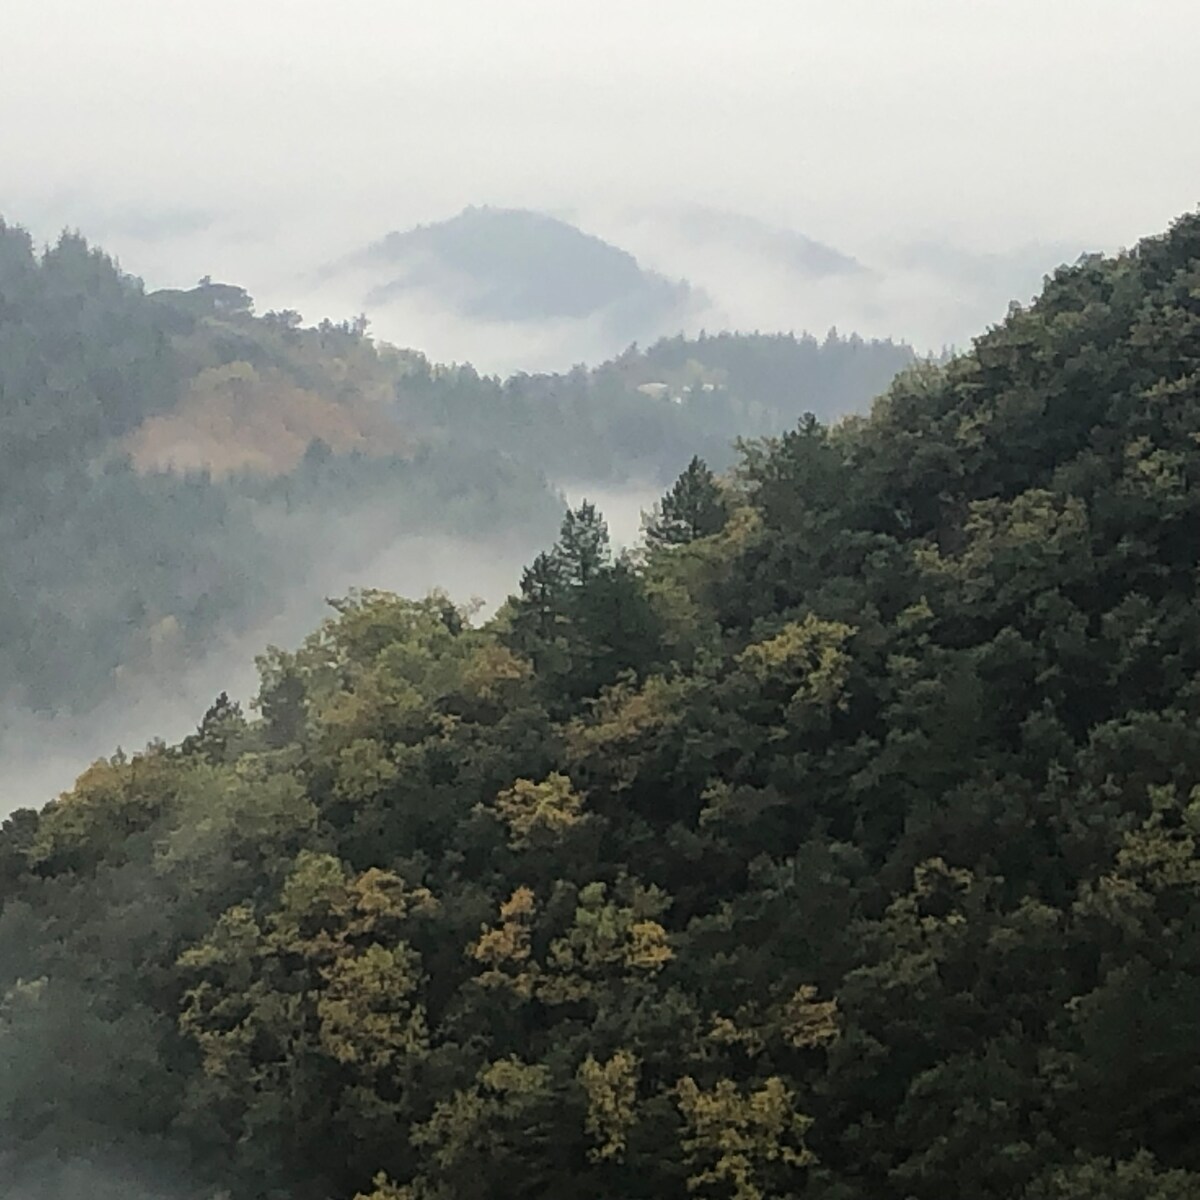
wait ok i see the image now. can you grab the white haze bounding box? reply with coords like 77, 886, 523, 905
5, 2, 1200, 371
7, 200, 1087, 375
0, 482, 658, 817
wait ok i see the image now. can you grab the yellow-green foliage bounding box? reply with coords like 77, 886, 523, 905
781, 985, 840, 1050
706, 985, 839, 1057
28, 752, 176, 870
178, 851, 435, 1102
540, 881, 673, 1004
409, 1057, 554, 1184
353, 1173, 417, 1200
577, 1049, 639, 1162
470, 880, 672, 1006
736, 613, 854, 721
492, 773, 585, 848
470, 886, 538, 998
565, 673, 685, 792
675, 1076, 815, 1200
318, 942, 429, 1068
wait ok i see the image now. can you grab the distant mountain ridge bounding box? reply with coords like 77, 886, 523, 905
665, 205, 867, 278
336, 205, 698, 335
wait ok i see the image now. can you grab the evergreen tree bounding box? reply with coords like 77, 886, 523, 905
644, 455, 729, 547
554, 501, 611, 586
507, 550, 569, 674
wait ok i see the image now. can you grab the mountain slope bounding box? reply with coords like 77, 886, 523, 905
0, 235, 563, 719
666, 205, 866, 278
343, 205, 696, 331
3, 213, 1200, 1198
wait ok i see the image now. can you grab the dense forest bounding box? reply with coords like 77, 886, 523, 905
3, 211, 1200, 1198
0, 217, 910, 719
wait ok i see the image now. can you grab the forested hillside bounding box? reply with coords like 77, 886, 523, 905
3, 213, 1200, 1198
347, 205, 695, 332
0, 222, 557, 717
0, 218, 909, 720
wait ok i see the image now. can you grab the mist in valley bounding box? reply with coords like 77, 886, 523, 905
0, 478, 660, 817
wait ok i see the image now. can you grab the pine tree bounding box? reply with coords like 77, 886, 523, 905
645, 456, 728, 547
511, 551, 567, 647
555, 501, 611, 585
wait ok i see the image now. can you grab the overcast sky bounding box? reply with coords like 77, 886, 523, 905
4, 0, 1199, 356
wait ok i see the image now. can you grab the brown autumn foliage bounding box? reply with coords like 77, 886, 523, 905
126, 361, 408, 477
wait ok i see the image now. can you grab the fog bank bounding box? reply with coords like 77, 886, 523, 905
0, 479, 661, 816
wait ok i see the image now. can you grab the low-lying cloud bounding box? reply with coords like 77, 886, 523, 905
0, 479, 662, 817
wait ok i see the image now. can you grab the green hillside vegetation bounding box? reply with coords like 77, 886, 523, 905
399, 329, 913, 486
0, 222, 557, 714
4, 212, 1200, 1198
0, 217, 909, 717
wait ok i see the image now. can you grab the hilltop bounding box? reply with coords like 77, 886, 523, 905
341, 205, 696, 333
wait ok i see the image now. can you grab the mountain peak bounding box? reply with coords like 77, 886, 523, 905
342, 205, 696, 331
